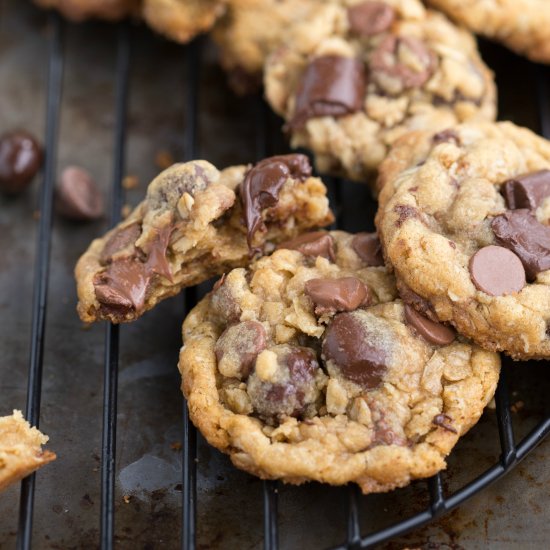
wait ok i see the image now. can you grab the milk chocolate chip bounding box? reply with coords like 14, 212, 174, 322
491, 210, 550, 279
347, 1, 395, 36
503, 169, 550, 210
277, 231, 335, 261
469, 245, 526, 296
100, 223, 141, 265
0, 130, 43, 194
56, 166, 104, 221
351, 232, 384, 266
241, 154, 312, 249
290, 56, 366, 129
404, 304, 455, 346
323, 312, 387, 388
305, 277, 371, 315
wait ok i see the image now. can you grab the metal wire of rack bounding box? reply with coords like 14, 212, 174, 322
12, 11, 550, 550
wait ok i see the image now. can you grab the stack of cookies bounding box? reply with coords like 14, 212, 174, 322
26, 0, 549, 495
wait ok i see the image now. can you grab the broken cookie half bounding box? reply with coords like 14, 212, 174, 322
75, 155, 334, 323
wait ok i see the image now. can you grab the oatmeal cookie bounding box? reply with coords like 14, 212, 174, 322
376, 121, 550, 359
75, 155, 333, 324
427, 0, 550, 64
264, 0, 496, 183
33, 0, 140, 21
0, 410, 56, 492
179, 230, 500, 493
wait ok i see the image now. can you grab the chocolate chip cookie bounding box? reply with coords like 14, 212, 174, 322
264, 0, 496, 183
33, 0, 140, 21
376, 121, 550, 359
427, 0, 550, 64
75, 155, 334, 323
0, 410, 56, 492
179, 230, 500, 493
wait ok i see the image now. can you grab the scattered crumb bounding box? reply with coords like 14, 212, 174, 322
511, 400, 525, 413
155, 150, 175, 170
170, 441, 182, 451
121, 204, 132, 219
122, 175, 139, 190
123, 495, 131, 504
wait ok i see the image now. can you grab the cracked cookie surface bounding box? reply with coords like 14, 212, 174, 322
179, 230, 500, 493
75, 155, 333, 324
0, 410, 56, 493
376, 121, 550, 359
263, 0, 496, 184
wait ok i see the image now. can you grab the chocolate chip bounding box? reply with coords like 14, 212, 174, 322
503, 169, 550, 210
432, 129, 460, 146
100, 223, 141, 265
371, 35, 436, 94
277, 231, 335, 261
432, 413, 457, 434
323, 312, 387, 388
289, 56, 366, 129
240, 154, 312, 250
215, 321, 267, 379
394, 204, 418, 227
397, 281, 438, 321
404, 304, 455, 346
56, 166, 104, 221
211, 275, 242, 323
469, 245, 526, 296
491, 210, 550, 279
351, 232, 384, 266
305, 277, 371, 315
347, 1, 395, 36
0, 130, 43, 194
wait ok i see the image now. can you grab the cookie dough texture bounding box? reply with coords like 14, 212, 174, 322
428, 0, 550, 64
376, 121, 550, 359
75, 157, 333, 324
33, 0, 140, 20
179, 231, 500, 493
264, 0, 496, 183
0, 411, 56, 492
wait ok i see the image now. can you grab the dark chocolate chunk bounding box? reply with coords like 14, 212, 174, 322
56, 166, 104, 221
100, 223, 142, 265
323, 312, 387, 388
404, 304, 455, 346
240, 154, 312, 249
347, 1, 395, 36
0, 130, 43, 194
491, 209, 550, 279
469, 245, 526, 296
503, 169, 550, 210
351, 232, 384, 266
289, 56, 366, 129
277, 231, 336, 261
432, 413, 457, 434
305, 277, 371, 315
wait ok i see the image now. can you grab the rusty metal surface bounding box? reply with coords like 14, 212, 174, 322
0, 2, 549, 549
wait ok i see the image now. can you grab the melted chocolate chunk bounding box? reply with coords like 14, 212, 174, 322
289, 56, 366, 129
469, 245, 526, 296
100, 223, 142, 265
0, 130, 43, 194
240, 154, 312, 250
404, 304, 455, 346
503, 169, 550, 210
305, 277, 371, 315
56, 166, 104, 221
277, 231, 335, 261
351, 232, 384, 266
492, 210, 550, 279
347, 1, 395, 36
323, 312, 387, 388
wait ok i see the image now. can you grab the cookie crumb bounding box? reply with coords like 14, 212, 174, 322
123, 495, 131, 504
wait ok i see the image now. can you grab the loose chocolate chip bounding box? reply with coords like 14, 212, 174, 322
305, 277, 371, 315
491, 210, 550, 279
289, 56, 366, 129
56, 166, 104, 221
0, 130, 43, 194
277, 231, 336, 261
404, 304, 455, 346
432, 129, 460, 146
351, 232, 384, 266
503, 169, 550, 210
347, 1, 395, 36
432, 413, 457, 434
371, 35, 436, 94
323, 312, 387, 388
240, 154, 311, 250
469, 245, 526, 296
100, 223, 142, 265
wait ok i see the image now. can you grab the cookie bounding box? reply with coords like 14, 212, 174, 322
376, 121, 550, 359
0, 410, 56, 492
179, 230, 500, 493
75, 155, 334, 324
264, 0, 496, 183
427, 0, 550, 64
33, 0, 140, 21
